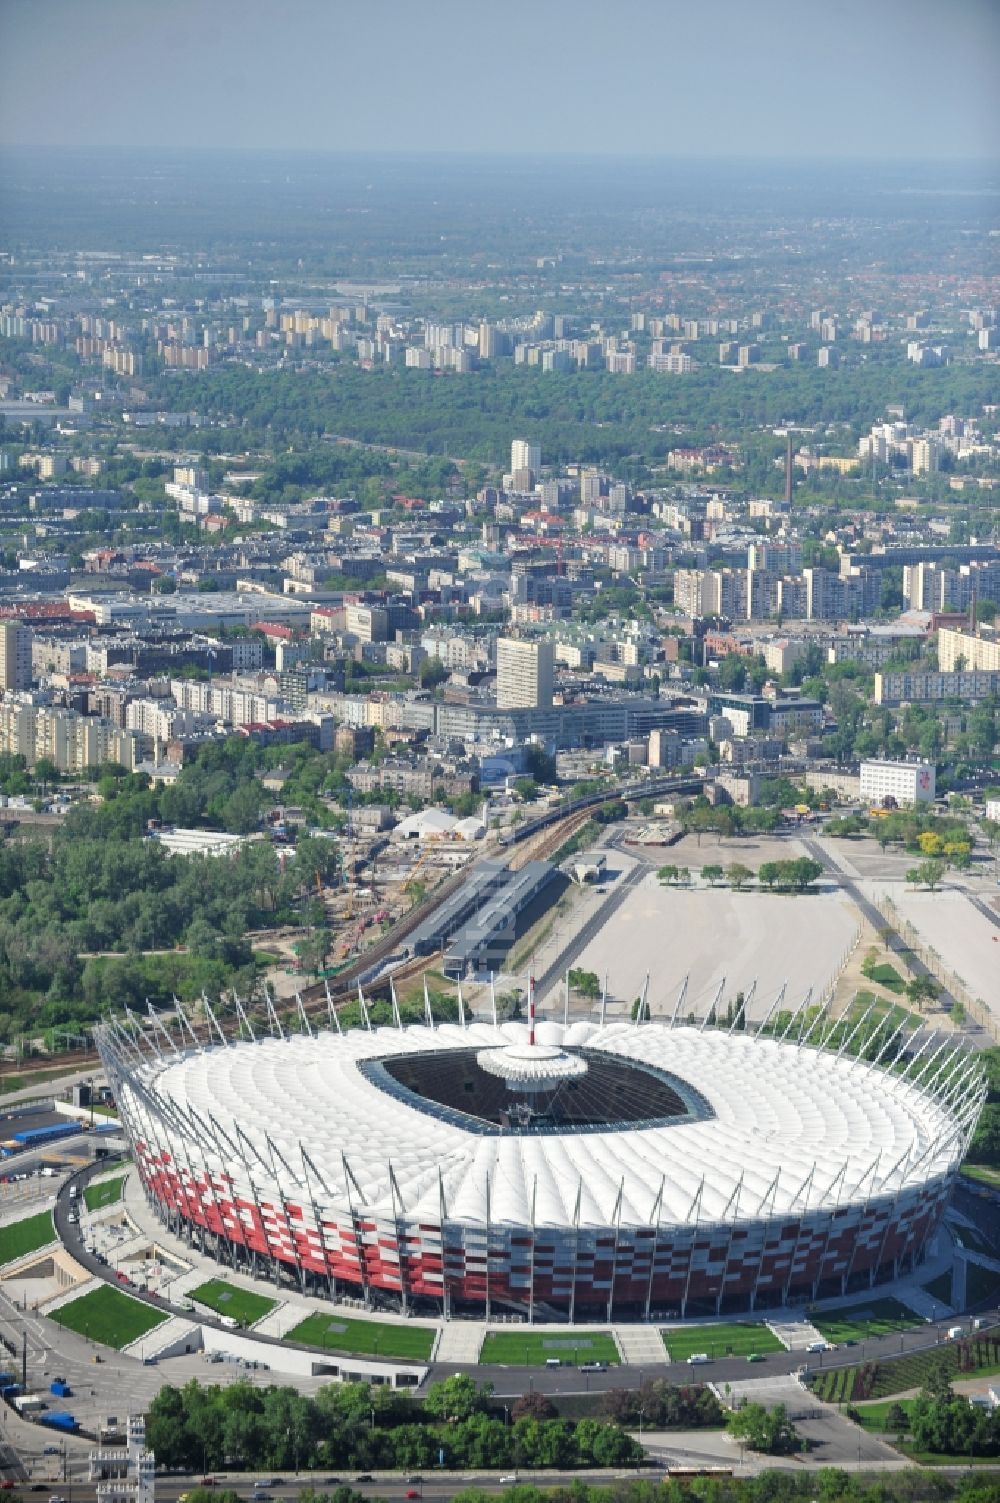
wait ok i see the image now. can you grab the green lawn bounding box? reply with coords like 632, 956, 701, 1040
0, 1210, 55, 1265
50, 1285, 167, 1350
83, 1175, 125, 1212
188, 1278, 276, 1327
852, 1399, 917, 1433
479, 1330, 619, 1366
285, 1312, 436, 1362
809, 1328, 1000, 1402
811, 1297, 917, 1344
865, 963, 905, 993
811, 1366, 857, 1405
661, 1322, 784, 1361
962, 1164, 1000, 1190
0, 1066, 77, 1096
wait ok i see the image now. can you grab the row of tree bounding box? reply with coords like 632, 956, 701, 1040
145, 1377, 642, 1474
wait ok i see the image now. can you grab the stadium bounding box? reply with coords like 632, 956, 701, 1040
96, 988, 984, 1322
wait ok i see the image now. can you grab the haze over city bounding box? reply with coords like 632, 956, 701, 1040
1, 0, 999, 159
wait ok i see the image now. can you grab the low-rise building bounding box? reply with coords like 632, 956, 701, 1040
859, 758, 935, 808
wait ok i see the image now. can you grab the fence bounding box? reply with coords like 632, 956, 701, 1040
872, 892, 999, 1044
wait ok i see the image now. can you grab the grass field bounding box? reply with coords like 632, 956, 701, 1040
83, 1175, 125, 1212
853, 1399, 917, 1432
661, 1323, 783, 1361
188, 1278, 277, 1326
0, 1066, 77, 1097
285, 1313, 436, 1361
0, 1210, 54, 1265
865, 963, 905, 993
962, 1165, 1000, 1190
50, 1285, 167, 1349
811, 1298, 916, 1344
811, 1366, 857, 1405
479, 1330, 619, 1366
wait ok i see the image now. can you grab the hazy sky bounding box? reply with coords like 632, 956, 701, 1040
2, 0, 999, 160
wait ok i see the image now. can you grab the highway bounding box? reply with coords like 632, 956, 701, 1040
6, 1464, 707, 1501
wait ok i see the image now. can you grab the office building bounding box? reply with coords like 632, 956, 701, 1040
496, 637, 554, 710
859, 759, 936, 808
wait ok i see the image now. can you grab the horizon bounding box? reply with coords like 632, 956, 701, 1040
2, 0, 998, 162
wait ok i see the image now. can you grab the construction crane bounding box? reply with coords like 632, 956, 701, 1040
403, 846, 434, 896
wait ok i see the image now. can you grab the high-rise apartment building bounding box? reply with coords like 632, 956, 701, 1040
0, 621, 32, 691
497, 637, 554, 709
510, 439, 541, 476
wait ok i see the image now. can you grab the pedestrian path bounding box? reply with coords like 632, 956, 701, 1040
614, 1323, 666, 1365
434, 1321, 485, 1363
767, 1317, 825, 1350
897, 1283, 953, 1320
43, 1275, 101, 1315
122, 1314, 199, 1362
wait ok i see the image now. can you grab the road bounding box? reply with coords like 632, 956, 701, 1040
6, 1465, 708, 1500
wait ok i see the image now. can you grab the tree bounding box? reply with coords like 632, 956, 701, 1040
701, 864, 724, 886
511, 1391, 556, 1422
657, 864, 680, 885
423, 1374, 487, 1423
906, 973, 940, 1010
726, 1400, 798, 1454
909, 858, 946, 890
726, 863, 754, 891
884, 1402, 908, 1435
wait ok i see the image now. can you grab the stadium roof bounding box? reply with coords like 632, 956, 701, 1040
129, 1020, 968, 1231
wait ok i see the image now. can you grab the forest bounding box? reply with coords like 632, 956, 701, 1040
144, 359, 1000, 473
0, 738, 342, 1039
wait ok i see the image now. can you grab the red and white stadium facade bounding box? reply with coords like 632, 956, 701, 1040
96, 993, 984, 1321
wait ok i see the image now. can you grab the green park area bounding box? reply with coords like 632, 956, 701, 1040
810, 1327, 1000, 1403
811, 1297, 917, 1344
479, 1329, 619, 1366
83, 1175, 125, 1212
661, 1322, 784, 1361
285, 1312, 436, 1361
50, 1284, 167, 1349
852, 1399, 918, 1433
0, 1210, 54, 1265
188, 1278, 276, 1327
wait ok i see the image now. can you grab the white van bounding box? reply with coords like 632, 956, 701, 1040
687, 1353, 710, 1364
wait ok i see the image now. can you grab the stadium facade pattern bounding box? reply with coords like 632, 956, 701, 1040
96, 1000, 985, 1320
